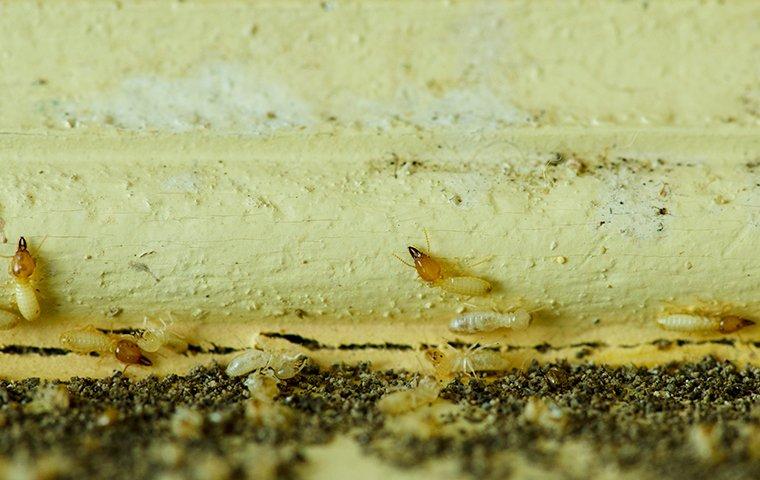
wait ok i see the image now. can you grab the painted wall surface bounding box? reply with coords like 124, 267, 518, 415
0, 0, 758, 377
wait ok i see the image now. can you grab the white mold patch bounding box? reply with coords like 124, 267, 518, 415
56, 63, 316, 134
593, 169, 671, 240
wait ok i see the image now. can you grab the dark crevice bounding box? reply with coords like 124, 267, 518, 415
185, 344, 237, 355
0, 345, 69, 356
0, 334, 754, 359
337, 342, 413, 351
98, 327, 143, 336
260, 332, 324, 350
569, 341, 604, 349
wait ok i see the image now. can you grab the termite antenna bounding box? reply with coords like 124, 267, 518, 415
423, 228, 431, 252
392, 253, 414, 268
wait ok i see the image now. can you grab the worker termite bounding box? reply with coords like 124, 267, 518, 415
449, 309, 531, 334
8, 237, 41, 320
424, 342, 501, 379
226, 348, 308, 379
657, 314, 755, 334
60, 325, 116, 354
0, 308, 21, 330
396, 231, 491, 296
377, 376, 441, 415
244, 371, 281, 402
137, 314, 188, 353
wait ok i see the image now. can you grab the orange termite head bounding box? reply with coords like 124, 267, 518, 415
407, 246, 442, 282
115, 339, 153, 366
718, 316, 755, 334
11, 236, 35, 279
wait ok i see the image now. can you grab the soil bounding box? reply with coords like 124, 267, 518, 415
0, 357, 757, 479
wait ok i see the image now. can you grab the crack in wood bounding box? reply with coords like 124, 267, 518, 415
0, 335, 753, 359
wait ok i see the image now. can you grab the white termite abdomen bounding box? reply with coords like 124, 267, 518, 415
657, 314, 717, 332
15, 281, 40, 321
60, 327, 115, 354
226, 349, 272, 377
436, 276, 492, 296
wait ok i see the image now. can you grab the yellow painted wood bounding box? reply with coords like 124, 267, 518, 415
0, 0, 758, 378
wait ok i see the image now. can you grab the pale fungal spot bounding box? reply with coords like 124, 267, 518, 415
657, 313, 754, 334
555, 256, 567, 264
550, 240, 558, 250
377, 376, 441, 415
449, 310, 531, 334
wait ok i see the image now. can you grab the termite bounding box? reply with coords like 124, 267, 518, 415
268, 352, 308, 379
226, 349, 273, 377
226, 348, 307, 379
424, 342, 500, 379
396, 231, 491, 296
8, 237, 41, 320
60, 326, 152, 367
137, 314, 188, 353
377, 376, 441, 415
657, 314, 754, 334
244, 371, 281, 402
60, 325, 116, 354
0, 309, 21, 330
449, 309, 531, 334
